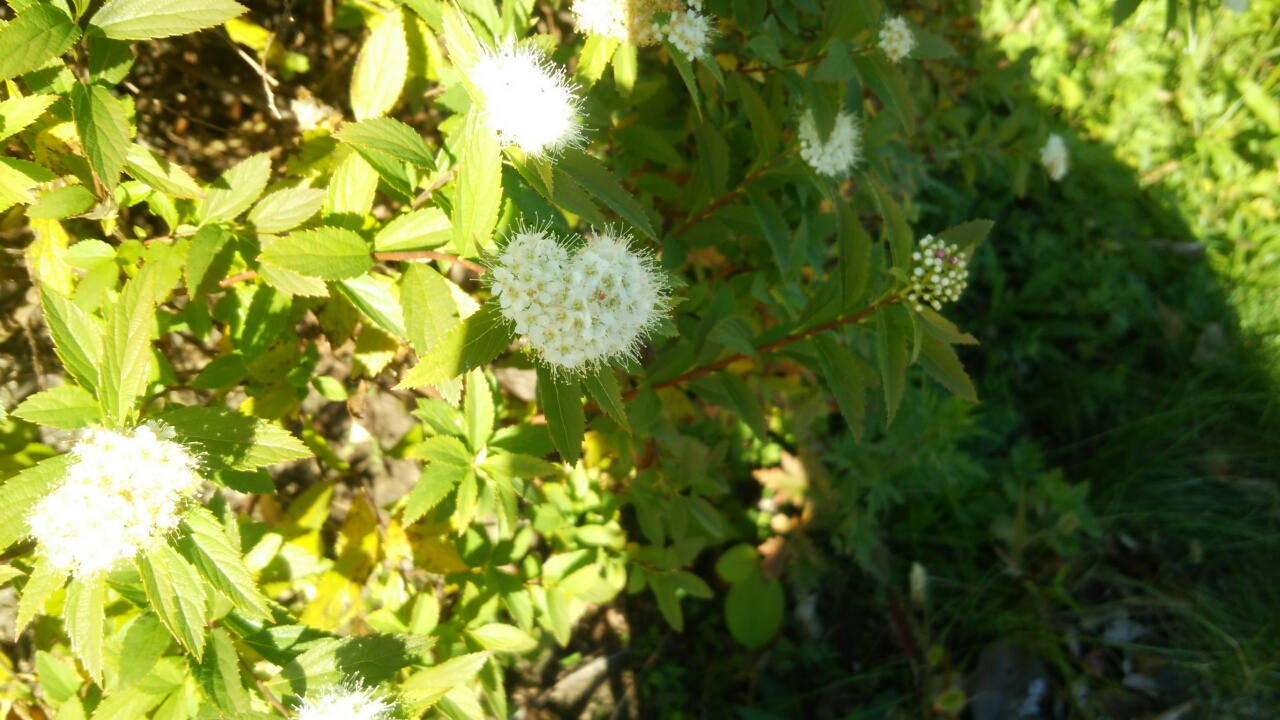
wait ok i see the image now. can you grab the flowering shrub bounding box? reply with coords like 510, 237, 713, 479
0, 0, 1090, 715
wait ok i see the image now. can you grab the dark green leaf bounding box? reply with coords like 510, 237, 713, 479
937, 218, 994, 254
917, 332, 978, 402
745, 186, 793, 275
837, 201, 871, 311
863, 171, 912, 272
875, 305, 910, 424
536, 365, 583, 465
266, 635, 431, 701
718, 372, 767, 439
582, 365, 630, 433
196, 628, 248, 712
724, 570, 783, 648
116, 612, 170, 689
813, 334, 868, 441
557, 149, 656, 239
185, 224, 235, 296
852, 54, 915, 135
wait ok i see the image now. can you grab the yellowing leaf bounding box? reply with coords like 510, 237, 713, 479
351, 8, 409, 120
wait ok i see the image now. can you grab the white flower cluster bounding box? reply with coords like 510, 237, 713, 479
489, 228, 669, 373
1040, 133, 1069, 181
27, 423, 204, 577
470, 44, 582, 158
798, 109, 862, 178
660, 7, 715, 59
570, 0, 714, 58
295, 683, 394, 720
879, 16, 915, 63
908, 235, 969, 312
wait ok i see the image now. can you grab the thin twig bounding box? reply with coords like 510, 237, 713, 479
413, 167, 458, 209
672, 147, 797, 237
242, 657, 293, 717
232, 43, 282, 119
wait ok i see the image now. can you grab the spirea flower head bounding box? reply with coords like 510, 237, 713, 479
571, 0, 683, 45
27, 423, 204, 577
469, 44, 582, 157
295, 683, 395, 720
907, 235, 969, 312
879, 16, 915, 63
1040, 133, 1069, 181
489, 226, 670, 374
798, 109, 862, 178
660, 8, 715, 59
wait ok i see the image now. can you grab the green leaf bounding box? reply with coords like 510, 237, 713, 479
267, 635, 431, 701
337, 117, 435, 169
875, 305, 910, 424
176, 506, 271, 619
468, 624, 537, 653
87, 35, 135, 84
837, 201, 871, 310
714, 543, 759, 583
28, 185, 97, 219
375, 208, 452, 252
663, 39, 702, 120
582, 365, 630, 433
813, 334, 868, 441
200, 153, 271, 224
719, 372, 767, 440
544, 586, 572, 645
0, 94, 58, 143
647, 570, 683, 631
70, 82, 130, 192
237, 283, 290, 361
324, 151, 378, 228
335, 274, 408, 338
0, 5, 81, 83
575, 35, 618, 88
63, 574, 107, 682
351, 8, 409, 120
36, 651, 82, 704
863, 171, 912, 272
612, 42, 637, 95
257, 261, 329, 298
402, 652, 489, 700
98, 269, 157, 425
196, 628, 248, 712
17, 556, 66, 634
557, 149, 656, 240
397, 303, 515, 388
548, 167, 608, 226
910, 27, 957, 59
13, 384, 101, 429
671, 569, 713, 598
185, 224, 234, 296
117, 612, 171, 689
259, 227, 373, 280
136, 544, 207, 659
160, 404, 310, 471
452, 112, 503, 256
852, 54, 915, 135
126, 144, 203, 199
246, 187, 325, 233
478, 452, 559, 480
401, 263, 460, 356
937, 218, 994, 255
464, 367, 494, 450
733, 74, 778, 161
917, 333, 978, 402
88, 0, 246, 39
40, 289, 102, 392
724, 570, 783, 649
746, 186, 794, 275
536, 365, 583, 465
404, 461, 467, 524
0, 455, 70, 553
1113, 0, 1145, 25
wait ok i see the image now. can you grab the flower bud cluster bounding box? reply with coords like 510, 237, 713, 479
27, 423, 204, 577
908, 235, 969, 312
470, 44, 582, 158
798, 109, 862, 178
879, 16, 915, 63
660, 6, 715, 59
1040, 133, 1069, 181
296, 683, 394, 720
490, 228, 669, 373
